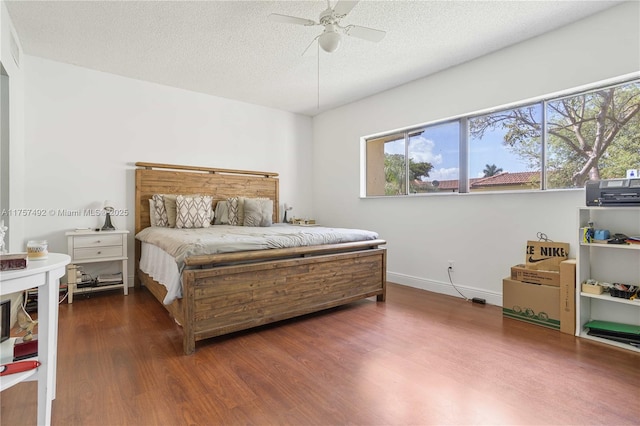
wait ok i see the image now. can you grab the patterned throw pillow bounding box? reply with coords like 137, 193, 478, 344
227, 197, 240, 226
175, 195, 213, 229
148, 199, 159, 227
152, 194, 169, 227
243, 198, 273, 227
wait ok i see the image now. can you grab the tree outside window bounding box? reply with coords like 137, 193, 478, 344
365, 79, 640, 196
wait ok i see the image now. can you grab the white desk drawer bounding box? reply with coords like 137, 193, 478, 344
74, 245, 123, 260
73, 234, 122, 248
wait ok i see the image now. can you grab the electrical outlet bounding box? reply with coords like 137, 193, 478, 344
448, 260, 454, 270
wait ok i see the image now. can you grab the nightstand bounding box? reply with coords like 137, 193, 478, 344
65, 230, 129, 303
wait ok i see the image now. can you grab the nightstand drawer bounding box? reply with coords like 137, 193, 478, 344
73, 234, 122, 248
74, 245, 123, 260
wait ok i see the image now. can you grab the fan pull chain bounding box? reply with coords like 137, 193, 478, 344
317, 41, 320, 110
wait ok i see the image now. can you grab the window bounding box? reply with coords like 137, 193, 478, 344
366, 134, 405, 196
546, 82, 640, 189
363, 78, 640, 196
365, 122, 459, 196
469, 104, 542, 192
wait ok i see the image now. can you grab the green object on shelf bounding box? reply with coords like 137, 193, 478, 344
585, 320, 640, 335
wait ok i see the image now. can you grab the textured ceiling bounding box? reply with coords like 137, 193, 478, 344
5, 0, 622, 116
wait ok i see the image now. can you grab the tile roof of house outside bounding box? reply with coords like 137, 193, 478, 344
470, 171, 539, 188
414, 171, 539, 192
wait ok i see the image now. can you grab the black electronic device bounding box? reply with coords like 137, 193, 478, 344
1, 299, 9, 343
586, 178, 640, 206
608, 233, 629, 244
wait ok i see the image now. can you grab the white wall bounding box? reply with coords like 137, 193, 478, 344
0, 1, 26, 324
0, 1, 25, 252
22, 56, 313, 280
312, 2, 640, 304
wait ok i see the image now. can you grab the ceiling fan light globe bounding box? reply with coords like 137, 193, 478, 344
319, 31, 341, 53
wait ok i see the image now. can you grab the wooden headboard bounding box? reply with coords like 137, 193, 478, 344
134, 162, 279, 286
135, 162, 280, 234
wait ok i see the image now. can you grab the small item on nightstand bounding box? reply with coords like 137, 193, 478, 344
101, 200, 116, 231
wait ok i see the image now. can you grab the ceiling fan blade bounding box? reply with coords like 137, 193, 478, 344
344, 25, 386, 42
333, 0, 359, 18
268, 13, 317, 26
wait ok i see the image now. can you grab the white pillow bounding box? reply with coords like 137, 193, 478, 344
175, 195, 213, 229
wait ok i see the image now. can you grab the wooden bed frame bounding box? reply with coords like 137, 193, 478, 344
134, 162, 387, 354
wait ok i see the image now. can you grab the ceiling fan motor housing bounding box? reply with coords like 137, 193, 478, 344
319, 7, 339, 25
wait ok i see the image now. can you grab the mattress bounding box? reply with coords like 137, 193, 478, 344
136, 224, 380, 304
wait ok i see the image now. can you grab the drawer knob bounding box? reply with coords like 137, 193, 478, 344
97, 251, 102, 255
96, 240, 101, 243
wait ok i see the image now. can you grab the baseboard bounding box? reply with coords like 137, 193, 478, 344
387, 272, 502, 306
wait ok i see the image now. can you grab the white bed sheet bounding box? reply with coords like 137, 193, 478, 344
139, 242, 181, 304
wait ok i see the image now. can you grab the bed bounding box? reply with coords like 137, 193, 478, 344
134, 162, 387, 354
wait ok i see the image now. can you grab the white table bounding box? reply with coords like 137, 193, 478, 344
0, 253, 70, 425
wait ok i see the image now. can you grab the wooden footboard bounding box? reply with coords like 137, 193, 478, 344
183, 246, 386, 354
140, 242, 386, 355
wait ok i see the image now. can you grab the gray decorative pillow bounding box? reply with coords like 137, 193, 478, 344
163, 194, 178, 227
213, 200, 229, 225
228, 196, 271, 226
243, 198, 273, 227
152, 194, 169, 227
175, 195, 213, 229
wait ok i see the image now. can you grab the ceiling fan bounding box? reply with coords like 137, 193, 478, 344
269, 0, 386, 54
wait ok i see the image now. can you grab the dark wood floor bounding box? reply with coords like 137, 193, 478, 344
2, 283, 638, 425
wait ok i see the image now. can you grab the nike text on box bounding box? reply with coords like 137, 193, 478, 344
525, 240, 570, 271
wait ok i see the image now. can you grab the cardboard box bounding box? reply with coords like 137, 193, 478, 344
502, 278, 560, 330
525, 240, 570, 271
581, 283, 604, 294
511, 264, 560, 287
559, 260, 576, 335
